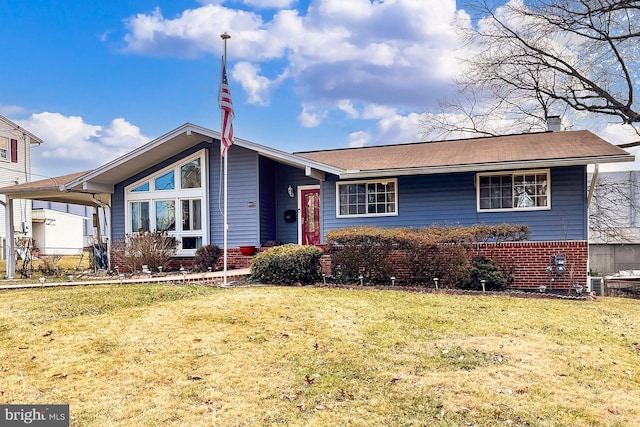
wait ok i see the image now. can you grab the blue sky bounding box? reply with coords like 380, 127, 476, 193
1, 0, 638, 179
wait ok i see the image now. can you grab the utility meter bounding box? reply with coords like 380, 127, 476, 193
554, 254, 567, 275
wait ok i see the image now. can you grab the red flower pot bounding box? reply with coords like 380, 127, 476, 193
239, 246, 256, 256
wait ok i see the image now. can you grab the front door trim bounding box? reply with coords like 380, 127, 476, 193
297, 185, 321, 245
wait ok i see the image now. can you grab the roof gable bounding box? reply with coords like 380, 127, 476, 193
0, 114, 43, 144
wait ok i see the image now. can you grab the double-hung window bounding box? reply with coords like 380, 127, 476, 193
125, 149, 208, 255
0, 137, 8, 161
336, 179, 398, 217
477, 169, 550, 211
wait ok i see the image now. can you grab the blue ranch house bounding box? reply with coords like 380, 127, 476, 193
0, 123, 633, 289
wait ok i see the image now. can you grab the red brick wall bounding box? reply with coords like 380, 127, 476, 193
320, 241, 587, 290
110, 247, 259, 273
475, 241, 587, 290
112, 241, 587, 290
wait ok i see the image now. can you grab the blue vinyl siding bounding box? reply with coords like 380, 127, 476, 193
113, 142, 262, 247
274, 163, 318, 244
322, 166, 587, 241
259, 157, 277, 245
210, 145, 260, 247
113, 146, 587, 248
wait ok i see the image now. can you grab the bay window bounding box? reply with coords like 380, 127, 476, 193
125, 149, 208, 255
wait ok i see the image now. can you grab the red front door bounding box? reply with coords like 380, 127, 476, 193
301, 188, 320, 245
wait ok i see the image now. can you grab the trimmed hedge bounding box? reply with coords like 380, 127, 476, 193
250, 244, 324, 285
325, 224, 528, 286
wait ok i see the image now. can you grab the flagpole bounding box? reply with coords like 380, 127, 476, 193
221, 32, 230, 286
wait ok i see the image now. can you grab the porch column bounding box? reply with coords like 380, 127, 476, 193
5, 197, 14, 278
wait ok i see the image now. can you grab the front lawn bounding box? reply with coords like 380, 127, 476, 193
1, 284, 639, 426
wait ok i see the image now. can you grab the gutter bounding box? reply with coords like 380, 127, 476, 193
338, 155, 634, 180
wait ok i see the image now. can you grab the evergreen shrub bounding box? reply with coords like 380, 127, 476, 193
250, 244, 324, 285
459, 255, 508, 291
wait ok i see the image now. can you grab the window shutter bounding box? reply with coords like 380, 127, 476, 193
10, 139, 18, 163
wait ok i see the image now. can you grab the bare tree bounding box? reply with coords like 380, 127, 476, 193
590, 171, 640, 243
422, 0, 640, 140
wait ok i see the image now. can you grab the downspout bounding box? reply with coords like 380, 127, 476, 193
587, 164, 599, 208
586, 164, 599, 291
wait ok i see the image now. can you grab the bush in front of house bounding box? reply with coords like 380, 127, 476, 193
250, 244, 324, 285
458, 255, 508, 291
325, 226, 410, 284
408, 242, 473, 288
111, 230, 179, 273
325, 224, 528, 287
193, 244, 222, 272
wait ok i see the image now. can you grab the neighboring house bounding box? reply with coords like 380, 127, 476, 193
32, 208, 87, 256
589, 170, 640, 275
0, 115, 42, 259
0, 123, 632, 289
32, 201, 104, 250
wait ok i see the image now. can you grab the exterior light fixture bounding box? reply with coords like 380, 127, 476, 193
433, 277, 439, 289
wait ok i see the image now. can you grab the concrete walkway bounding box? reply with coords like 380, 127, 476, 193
0, 268, 251, 290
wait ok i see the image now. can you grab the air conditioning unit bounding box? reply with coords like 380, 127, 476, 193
590, 276, 604, 296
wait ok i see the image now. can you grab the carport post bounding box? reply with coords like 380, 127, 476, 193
5, 197, 14, 278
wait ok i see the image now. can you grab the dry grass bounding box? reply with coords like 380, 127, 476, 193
1, 284, 639, 426
0, 254, 92, 282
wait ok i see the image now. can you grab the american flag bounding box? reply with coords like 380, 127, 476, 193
218, 61, 234, 157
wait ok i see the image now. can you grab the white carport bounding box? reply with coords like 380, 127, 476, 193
0, 171, 110, 278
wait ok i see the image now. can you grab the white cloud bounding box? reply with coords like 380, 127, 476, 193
15, 113, 150, 178
297, 105, 326, 128
232, 61, 285, 106
243, 0, 297, 8
0, 105, 28, 117
337, 100, 359, 119
120, 0, 462, 112
345, 110, 424, 147
348, 130, 370, 148
373, 112, 424, 144
122, 6, 267, 59
361, 104, 398, 121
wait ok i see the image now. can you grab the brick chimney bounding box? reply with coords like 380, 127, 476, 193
547, 116, 562, 132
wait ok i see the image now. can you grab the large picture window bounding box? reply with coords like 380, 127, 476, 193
336, 179, 397, 217
125, 149, 208, 255
477, 169, 550, 211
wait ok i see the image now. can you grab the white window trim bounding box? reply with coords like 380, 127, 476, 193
336, 178, 399, 218
476, 168, 551, 212
0, 136, 8, 161
124, 149, 209, 256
